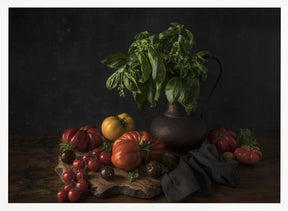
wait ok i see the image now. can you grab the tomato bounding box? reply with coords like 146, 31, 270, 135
62, 125, 103, 152
62, 171, 75, 183
111, 138, 142, 171
119, 131, 165, 161
76, 179, 89, 193
64, 181, 76, 192
223, 151, 234, 159
61, 150, 76, 164
208, 127, 237, 153
73, 158, 85, 171
146, 161, 162, 178
99, 152, 112, 165
76, 169, 88, 180
57, 189, 68, 202
68, 188, 81, 202
101, 113, 135, 141
100, 166, 114, 181
234, 146, 262, 166
87, 159, 101, 171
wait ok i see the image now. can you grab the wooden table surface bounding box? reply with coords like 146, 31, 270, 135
8, 134, 280, 203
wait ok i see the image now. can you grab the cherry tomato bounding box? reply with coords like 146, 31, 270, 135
62, 171, 75, 183
82, 153, 92, 165
73, 158, 85, 171
76, 169, 88, 180
92, 148, 102, 158
61, 150, 76, 164
68, 188, 81, 202
146, 161, 162, 178
76, 179, 89, 193
57, 189, 68, 202
99, 152, 112, 165
100, 166, 114, 181
64, 181, 76, 192
87, 159, 101, 171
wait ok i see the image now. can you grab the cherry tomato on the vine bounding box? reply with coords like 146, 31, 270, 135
62, 171, 75, 183
87, 159, 101, 171
68, 188, 81, 202
99, 152, 112, 166
76, 168, 88, 180
57, 189, 68, 202
64, 181, 76, 192
73, 158, 85, 171
76, 179, 89, 193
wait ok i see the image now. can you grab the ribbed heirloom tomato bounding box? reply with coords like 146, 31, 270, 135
208, 127, 237, 153
111, 131, 165, 171
61, 125, 102, 152
234, 146, 262, 166
101, 113, 135, 141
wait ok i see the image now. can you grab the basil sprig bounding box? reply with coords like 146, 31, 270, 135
102, 23, 211, 115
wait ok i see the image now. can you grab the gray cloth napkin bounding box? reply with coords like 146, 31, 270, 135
161, 140, 240, 202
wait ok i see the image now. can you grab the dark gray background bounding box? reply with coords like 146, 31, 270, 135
9, 8, 280, 135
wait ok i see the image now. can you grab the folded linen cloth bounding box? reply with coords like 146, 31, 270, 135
161, 140, 240, 202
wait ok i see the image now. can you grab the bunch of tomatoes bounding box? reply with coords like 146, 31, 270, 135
57, 147, 114, 202
56, 113, 166, 202
208, 127, 263, 166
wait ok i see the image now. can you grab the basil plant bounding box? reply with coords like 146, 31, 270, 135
102, 22, 211, 115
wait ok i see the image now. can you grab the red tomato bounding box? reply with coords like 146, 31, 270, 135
57, 189, 68, 202
64, 181, 76, 192
61, 125, 103, 152
234, 146, 262, 166
62, 171, 75, 183
76, 169, 88, 180
117, 131, 166, 161
87, 159, 101, 171
76, 179, 89, 193
73, 158, 85, 171
92, 148, 102, 158
208, 127, 237, 153
99, 152, 112, 165
82, 153, 92, 165
68, 188, 81, 202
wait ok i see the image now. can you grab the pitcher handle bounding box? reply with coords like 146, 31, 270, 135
200, 56, 223, 119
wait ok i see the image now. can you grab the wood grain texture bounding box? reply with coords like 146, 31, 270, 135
55, 155, 162, 199
9, 134, 280, 203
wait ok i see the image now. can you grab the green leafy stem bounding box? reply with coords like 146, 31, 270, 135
102, 22, 212, 115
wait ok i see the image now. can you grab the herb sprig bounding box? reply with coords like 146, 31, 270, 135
102, 23, 211, 115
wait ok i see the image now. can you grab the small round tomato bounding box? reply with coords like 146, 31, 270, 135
82, 153, 92, 165
76, 169, 88, 180
87, 159, 101, 171
101, 113, 135, 141
61, 150, 76, 164
57, 189, 68, 202
68, 188, 81, 202
64, 181, 76, 192
62, 171, 75, 183
100, 166, 114, 181
73, 158, 85, 171
146, 161, 162, 178
99, 152, 112, 165
76, 179, 89, 193
92, 148, 102, 158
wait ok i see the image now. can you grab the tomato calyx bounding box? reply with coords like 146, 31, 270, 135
139, 136, 151, 161
116, 115, 127, 127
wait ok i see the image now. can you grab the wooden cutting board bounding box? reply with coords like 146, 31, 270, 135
55, 155, 163, 199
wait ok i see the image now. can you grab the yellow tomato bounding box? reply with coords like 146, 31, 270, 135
223, 151, 234, 159
101, 113, 135, 141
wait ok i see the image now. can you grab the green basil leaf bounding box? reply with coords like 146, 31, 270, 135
123, 72, 141, 93
147, 80, 156, 107
138, 52, 151, 83
165, 77, 182, 104
106, 71, 120, 90
101, 53, 127, 69
147, 48, 158, 80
